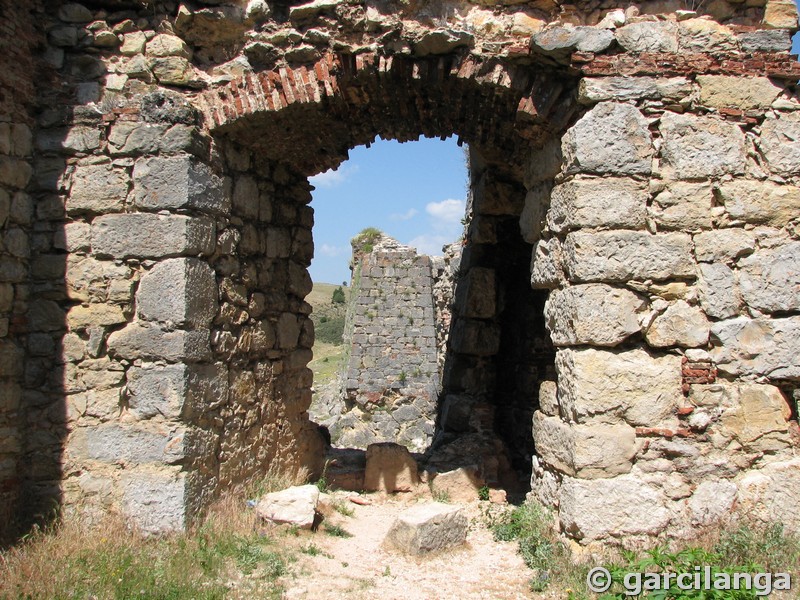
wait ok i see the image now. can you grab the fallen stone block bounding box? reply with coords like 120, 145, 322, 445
427, 466, 485, 502
255, 484, 320, 529
384, 502, 468, 555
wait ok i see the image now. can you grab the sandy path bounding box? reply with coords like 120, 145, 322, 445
279, 494, 533, 600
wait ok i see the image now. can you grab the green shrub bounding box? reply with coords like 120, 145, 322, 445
331, 286, 346, 304
315, 315, 345, 345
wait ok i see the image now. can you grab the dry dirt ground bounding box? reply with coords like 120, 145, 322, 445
274, 492, 535, 600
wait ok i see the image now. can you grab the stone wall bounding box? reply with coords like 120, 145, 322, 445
328, 236, 440, 452
0, 0, 46, 540
1, 0, 798, 543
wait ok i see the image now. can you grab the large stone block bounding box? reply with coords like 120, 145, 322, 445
563, 231, 694, 283
659, 113, 747, 180
133, 156, 228, 214
126, 362, 229, 420
121, 469, 187, 533
530, 238, 565, 289
738, 458, 800, 533
107, 322, 211, 362
76, 423, 188, 464
544, 284, 644, 347
697, 76, 782, 110
556, 347, 682, 426
137, 258, 218, 328
710, 316, 800, 378
677, 19, 738, 53
615, 21, 678, 52
67, 304, 126, 330
255, 484, 319, 529
717, 384, 791, 452
364, 442, 419, 493
578, 77, 692, 104
693, 229, 755, 263
559, 475, 670, 541
738, 244, 799, 313
533, 412, 638, 478
650, 182, 714, 231
449, 319, 501, 356
384, 502, 467, 555
68, 164, 128, 214
757, 117, 800, 177
561, 102, 653, 176
697, 263, 742, 319
645, 300, 710, 348
92, 213, 215, 259
717, 180, 800, 227
547, 177, 647, 233
455, 267, 495, 319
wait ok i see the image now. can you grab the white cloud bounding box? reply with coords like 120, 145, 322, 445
320, 243, 346, 257
390, 208, 418, 221
309, 164, 359, 188
425, 198, 465, 228
408, 233, 453, 256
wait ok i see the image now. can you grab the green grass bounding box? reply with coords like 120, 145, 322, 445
323, 524, 353, 538
0, 495, 290, 600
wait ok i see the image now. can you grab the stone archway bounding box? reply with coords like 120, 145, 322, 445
1, 0, 799, 542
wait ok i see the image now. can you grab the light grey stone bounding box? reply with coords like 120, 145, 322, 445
384, 502, 467, 555
717, 180, 800, 227
710, 316, 800, 378
530, 238, 565, 289
92, 213, 215, 259
738, 459, 800, 533
678, 19, 738, 53
757, 117, 800, 177
133, 156, 227, 214
697, 263, 742, 319
645, 300, 710, 348
413, 29, 474, 56
562, 102, 653, 176
533, 412, 638, 478
107, 322, 211, 362
68, 164, 128, 214
137, 258, 218, 328
615, 21, 678, 53
688, 480, 738, 527
560, 475, 670, 541
54, 222, 91, 252
736, 29, 791, 53
146, 34, 192, 59
650, 182, 714, 231
693, 229, 755, 263
108, 122, 167, 155
712, 383, 792, 452
532, 26, 614, 56
36, 126, 102, 154
289, 0, 342, 23
519, 184, 548, 243
578, 77, 692, 104
127, 362, 228, 420
255, 484, 319, 529
556, 347, 682, 426
659, 113, 747, 180
563, 231, 695, 283
81, 423, 187, 464
121, 470, 186, 533
738, 243, 800, 313
547, 177, 647, 233
544, 284, 644, 347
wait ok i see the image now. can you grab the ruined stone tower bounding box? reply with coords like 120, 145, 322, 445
1, 0, 799, 542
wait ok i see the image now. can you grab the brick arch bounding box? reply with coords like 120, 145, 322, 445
197, 51, 578, 173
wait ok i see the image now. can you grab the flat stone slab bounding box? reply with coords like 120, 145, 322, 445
384, 502, 468, 555
255, 484, 319, 529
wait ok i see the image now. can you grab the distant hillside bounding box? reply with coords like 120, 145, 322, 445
307, 282, 350, 345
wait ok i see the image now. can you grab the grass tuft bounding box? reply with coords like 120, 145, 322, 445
323, 524, 353, 538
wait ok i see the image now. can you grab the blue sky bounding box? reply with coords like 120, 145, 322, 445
308, 136, 468, 284
309, 27, 800, 284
